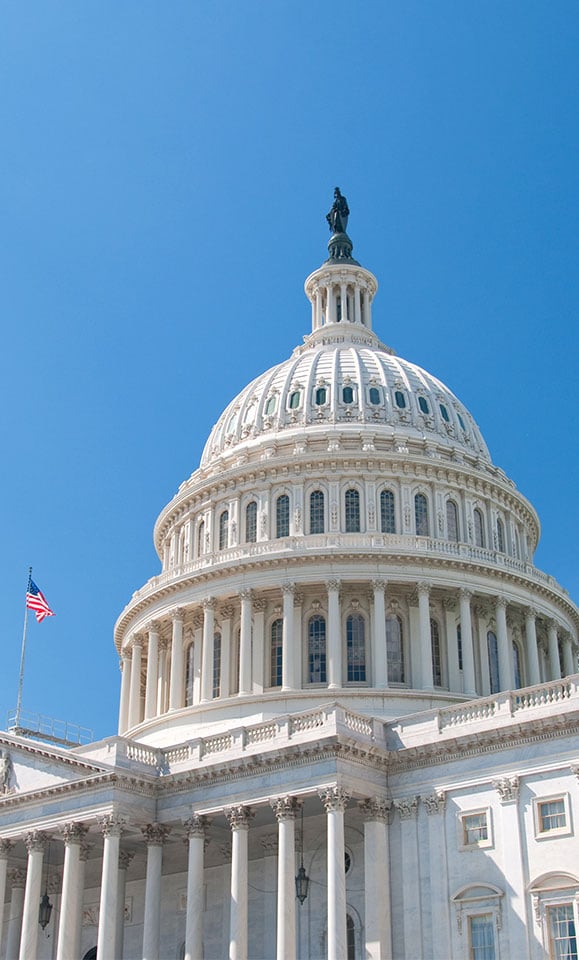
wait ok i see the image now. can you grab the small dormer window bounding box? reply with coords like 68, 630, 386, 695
289, 391, 301, 410
440, 403, 450, 422
265, 396, 277, 415
315, 387, 327, 406
418, 396, 430, 414
369, 387, 381, 405
395, 390, 406, 409
457, 412, 466, 431
342, 386, 354, 404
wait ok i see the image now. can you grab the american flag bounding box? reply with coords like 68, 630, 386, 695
25, 580, 55, 623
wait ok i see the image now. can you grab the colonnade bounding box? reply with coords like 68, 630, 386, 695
118, 580, 576, 733
0, 789, 391, 960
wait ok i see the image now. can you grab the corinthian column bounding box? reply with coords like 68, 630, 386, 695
271, 797, 299, 960
327, 580, 342, 689
239, 591, 253, 695
359, 799, 391, 959
142, 823, 171, 960
458, 589, 477, 696
417, 583, 433, 690
169, 609, 185, 710
19, 830, 51, 960
118, 653, 131, 734
525, 608, 541, 686
319, 787, 350, 960
97, 815, 124, 960
372, 580, 388, 688
116, 849, 134, 960
226, 806, 254, 960
5, 869, 26, 960
145, 623, 160, 719
201, 598, 216, 702
56, 822, 89, 960
0, 840, 14, 953
128, 637, 143, 728
282, 584, 296, 691
496, 597, 514, 691
547, 620, 562, 680
183, 815, 210, 960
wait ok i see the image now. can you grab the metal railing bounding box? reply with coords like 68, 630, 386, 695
7, 710, 94, 748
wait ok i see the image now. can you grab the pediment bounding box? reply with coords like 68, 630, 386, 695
0, 734, 109, 799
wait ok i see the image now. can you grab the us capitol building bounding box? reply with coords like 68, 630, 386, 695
1, 192, 578, 960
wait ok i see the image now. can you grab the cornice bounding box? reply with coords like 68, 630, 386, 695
0, 771, 157, 813
0, 735, 110, 776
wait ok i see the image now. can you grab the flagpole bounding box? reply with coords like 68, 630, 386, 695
15, 567, 32, 732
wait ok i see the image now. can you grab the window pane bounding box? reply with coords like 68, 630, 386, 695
343, 385, 354, 404
315, 386, 327, 406
513, 642, 522, 689
276, 495, 290, 538
289, 391, 301, 410
369, 387, 381, 405
197, 521, 205, 557
446, 500, 459, 541
246, 501, 257, 543
539, 799, 566, 832
431, 619, 442, 686
463, 812, 488, 844
345, 489, 360, 532
457, 625, 463, 671
310, 490, 325, 534
395, 390, 406, 409
487, 631, 500, 694
415, 494, 429, 536
185, 643, 195, 706
470, 915, 496, 960
347, 615, 366, 682
270, 619, 283, 688
213, 633, 221, 698
549, 905, 578, 960
219, 510, 228, 550
440, 403, 450, 422
265, 396, 277, 415
418, 396, 430, 414
308, 616, 326, 684
386, 615, 404, 683
496, 518, 505, 552
380, 490, 395, 534
474, 508, 485, 548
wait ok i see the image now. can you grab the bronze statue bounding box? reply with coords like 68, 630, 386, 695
326, 187, 350, 235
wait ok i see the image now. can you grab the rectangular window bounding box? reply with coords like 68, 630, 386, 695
462, 812, 489, 846
539, 799, 567, 833
548, 904, 578, 960
469, 914, 496, 960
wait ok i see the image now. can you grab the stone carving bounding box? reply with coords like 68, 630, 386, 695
493, 776, 520, 802
422, 791, 446, 815
62, 822, 89, 845
24, 830, 52, 853
202, 596, 217, 611
220, 604, 234, 620
394, 797, 419, 821
79, 842, 93, 863
326, 579, 341, 593
0, 751, 12, 794
252, 598, 267, 613
271, 796, 299, 821
142, 823, 171, 846
319, 786, 350, 813
118, 850, 135, 871
99, 814, 125, 838
261, 834, 278, 854
225, 805, 254, 830
358, 797, 391, 823
0, 838, 14, 858
183, 814, 210, 840
8, 868, 27, 888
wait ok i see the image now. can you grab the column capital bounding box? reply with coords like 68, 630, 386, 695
282, 582, 296, 597
422, 791, 446, 815
496, 596, 508, 610
459, 588, 473, 602
141, 823, 172, 846
118, 849, 135, 871
220, 603, 235, 620
546, 618, 558, 633
202, 596, 217, 611
61, 821, 89, 845
371, 578, 386, 594
417, 581, 430, 598
318, 786, 350, 813
270, 796, 300, 822
99, 814, 125, 839
526, 606, 538, 622
148, 620, 162, 635
128, 634, 143, 651
183, 814, 211, 840
358, 797, 391, 823
225, 805, 254, 831
252, 598, 267, 614
325, 578, 341, 593
442, 596, 457, 611
293, 591, 304, 607
239, 589, 253, 603
172, 607, 185, 623
493, 775, 520, 803
79, 841, 93, 862
24, 829, 51, 853
0, 838, 14, 857
8, 867, 27, 887
393, 797, 419, 821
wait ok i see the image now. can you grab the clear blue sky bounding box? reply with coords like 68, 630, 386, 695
1, 2, 577, 740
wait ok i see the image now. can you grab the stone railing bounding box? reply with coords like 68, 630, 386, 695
126, 533, 565, 608
387, 676, 579, 749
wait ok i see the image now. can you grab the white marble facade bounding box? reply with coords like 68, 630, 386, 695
1, 209, 578, 960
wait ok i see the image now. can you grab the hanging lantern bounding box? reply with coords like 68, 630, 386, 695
38, 892, 53, 930
295, 804, 310, 905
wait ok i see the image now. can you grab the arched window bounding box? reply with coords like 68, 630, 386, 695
276, 494, 290, 538
347, 914, 356, 960
513, 528, 521, 560
487, 631, 499, 694
289, 390, 301, 410
315, 386, 327, 406
369, 386, 381, 406
418, 395, 430, 414
380, 490, 395, 534
347, 614, 366, 682
496, 517, 505, 553
308, 615, 326, 684
395, 390, 406, 408
513, 641, 522, 689
431, 619, 442, 686
310, 490, 325, 534
446, 500, 459, 542
218, 510, 229, 551
457, 624, 463, 671
185, 643, 195, 706
386, 615, 404, 683
270, 619, 283, 688
415, 493, 429, 536
345, 489, 360, 532
197, 520, 205, 557
474, 508, 485, 548
342, 385, 354, 404
212, 633, 221, 698
245, 501, 257, 543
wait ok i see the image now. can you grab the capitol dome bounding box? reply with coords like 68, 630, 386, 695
112, 197, 577, 749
